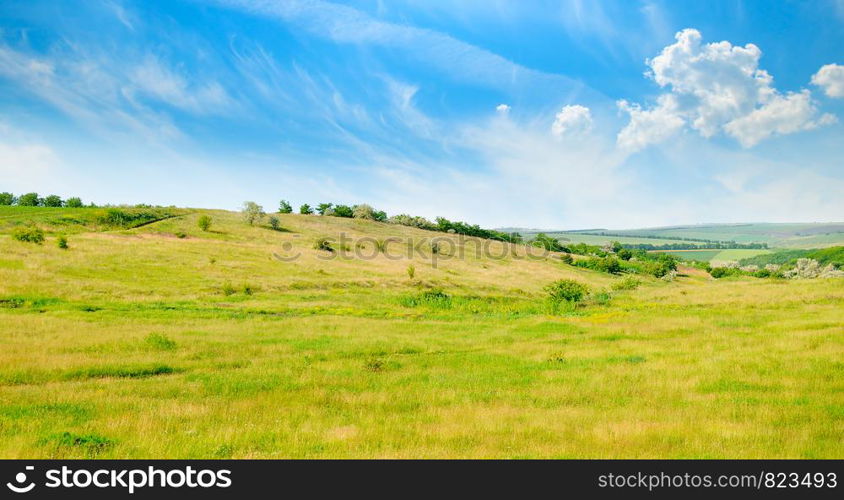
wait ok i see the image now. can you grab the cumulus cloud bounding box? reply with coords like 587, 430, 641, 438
811, 63, 844, 98
495, 103, 510, 114
618, 28, 834, 150
551, 104, 593, 137
616, 95, 684, 151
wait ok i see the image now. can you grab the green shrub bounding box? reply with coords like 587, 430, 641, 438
590, 290, 612, 305
406, 264, 415, 279
268, 216, 281, 231
575, 256, 621, 274
544, 279, 589, 303
316, 203, 333, 215
611, 276, 641, 291
332, 204, 354, 218
709, 267, 741, 279
241, 284, 256, 295
12, 225, 45, 244
221, 282, 236, 296
0, 192, 16, 205
57, 235, 69, 249
560, 253, 574, 265
299, 203, 314, 215
197, 215, 212, 231
175, 231, 187, 239
617, 248, 633, 260
278, 200, 293, 213
314, 237, 334, 252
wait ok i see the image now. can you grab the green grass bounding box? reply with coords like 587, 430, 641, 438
0, 209, 842, 458
655, 248, 772, 263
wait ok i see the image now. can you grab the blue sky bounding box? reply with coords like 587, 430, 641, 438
1, 0, 843, 229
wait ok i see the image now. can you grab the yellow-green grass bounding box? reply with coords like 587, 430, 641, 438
0, 209, 842, 458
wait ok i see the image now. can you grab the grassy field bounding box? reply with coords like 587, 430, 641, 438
547, 223, 844, 249
1, 208, 842, 458
654, 249, 772, 263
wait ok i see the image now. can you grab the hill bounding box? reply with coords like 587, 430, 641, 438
1, 208, 842, 458
518, 223, 844, 249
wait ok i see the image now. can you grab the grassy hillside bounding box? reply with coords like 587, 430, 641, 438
655, 248, 772, 263
1, 208, 842, 458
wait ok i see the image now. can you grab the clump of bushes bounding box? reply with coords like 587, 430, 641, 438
544, 279, 589, 303
12, 225, 45, 244
400, 289, 452, 308
57, 235, 69, 249
575, 256, 622, 274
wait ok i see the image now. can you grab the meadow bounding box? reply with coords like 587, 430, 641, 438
0, 208, 842, 458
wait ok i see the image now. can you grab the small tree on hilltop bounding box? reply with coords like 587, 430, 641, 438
316, 203, 333, 215
278, 200, 293, 213
299, 203, 314, 215
65, 197, 84, 208
242, 201, 265, 226
43, 195, 63, 207
332, 205, 354, 218
0, 192, 15, 205
352, 204, 376, 220
18, 192, 40, 206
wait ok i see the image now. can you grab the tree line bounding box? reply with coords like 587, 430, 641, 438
0, 192, 89, 208
274, 199, 523, 243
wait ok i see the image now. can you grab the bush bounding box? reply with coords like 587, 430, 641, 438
198, 215, 212, 231
314, 237, 334, 252
17, 192, 40, 206
268, 216, 281, 231
278, 200, 292, 213
299, 204, 313, 215
175, 232, 187, 239
617, 248, 633, 260
709, 267, 741, 279
43, 195, 63, 207
332, 204, 354, 218
0, 192, 15, 205
221, 282, 236, 296
57, 235, 68, 249
611, 276, 640, 291
316, 203, 333, 215
242, 201, 265, 225
65, 197, 83, 208
406, 264, 416, 279
559, 253, 573, 265
531, 233, 568, 252
544, 279, 589, 303
575, 256, 622, 274
353, 203, 376, 220
12, 225, 45, 244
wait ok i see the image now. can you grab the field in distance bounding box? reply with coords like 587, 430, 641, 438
0, 208, 842, 458
514, 222, 844, 250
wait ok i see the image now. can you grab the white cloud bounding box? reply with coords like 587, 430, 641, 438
723, 90, 837, 147
551, 104, 592, 137
811, 63, 844, 98
495, 103, 510, 114
618, 28, 833, 149
126, 55, 233, 114
616, 94, 685, 151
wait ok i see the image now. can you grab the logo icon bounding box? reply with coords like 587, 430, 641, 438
7, 466, 36, 493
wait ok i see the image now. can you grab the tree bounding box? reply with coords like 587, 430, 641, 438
352, 204, 376, 220
278, 200, 293, 213
316, 203, 333, 215
65, 197, 84, 208
332, 204, 354, 218
268, 216, 281, 230
0, 192, 14, 205
43, 195, 63, 207
299, 203, 314, 215
198, 215, 212, 232
617, 248, 633, 261
18, 192, 40, 206
242, 201, 265, 225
